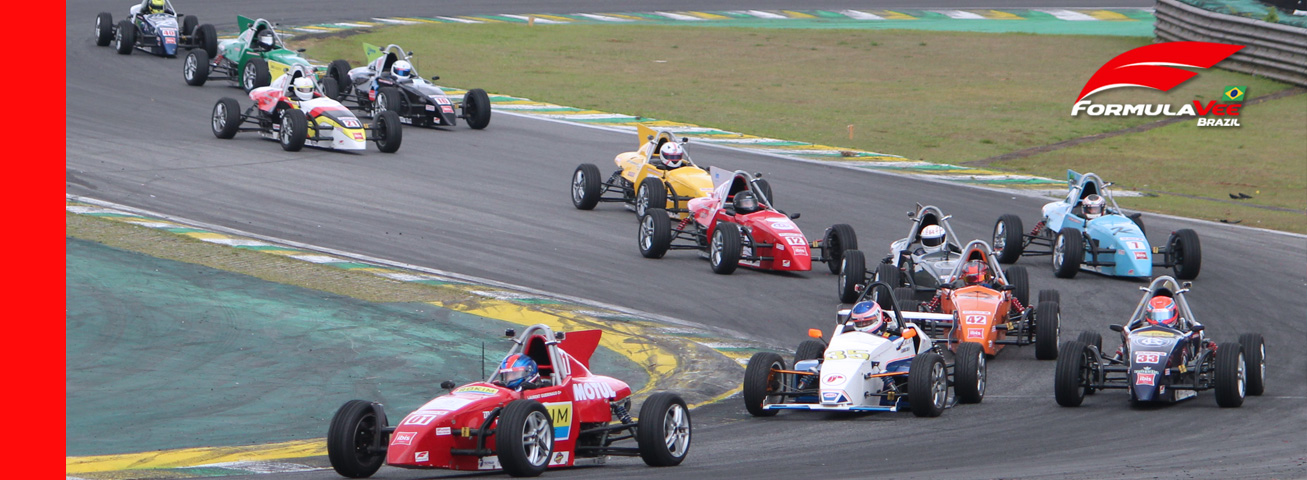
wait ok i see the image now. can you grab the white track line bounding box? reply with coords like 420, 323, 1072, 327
935, 10, 986, 19
840, 10, 884, 20
1038, 9, 1099, 20
576, 13, 631, 22
653, 11, 702, 21
742, 10, 787, 19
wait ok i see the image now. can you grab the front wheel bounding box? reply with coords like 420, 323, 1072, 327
993, 214, 1024, 264
638, 209, 672, 259
1054, 341, 1090, 407
496, 400, 553, 477
908, 352, 948, 417
821, 224, 858, 274
1213, 343, 1246, 408
462, 88, 492, 129
114, 20, 135, 54
1168, 229, 1202, 280
635, 177, 666, 218
1005, 265, 1029, 307
742, 352, 785, 417
636, 392, 691, 467
326, 400, 387, 478
1052, 229, 1084, 278
195, 24, 217, 58
954, 342, 986, 404
180, 14, 198, 36
374, 87, 403, 117
95, 12, 114, 46
211, 98, 241, 139
837, 249, 866, 303
709, 223, 742, 274
1239, 333, 1265, 396
1034, 300, 1060, 360
183, 49, 210, 86
242, 57, 270, 93
279, 109, 308, 151
328, 59, 353, 99
373, 111, 402, 153
571, 163, 602, 210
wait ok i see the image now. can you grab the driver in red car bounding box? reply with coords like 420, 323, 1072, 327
495, 354, 549, 390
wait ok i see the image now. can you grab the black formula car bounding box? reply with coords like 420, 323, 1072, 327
326, 43, 491, 130
94, 0, 216, 58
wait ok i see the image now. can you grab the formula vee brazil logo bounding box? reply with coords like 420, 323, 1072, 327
1071, 41, 1246, 127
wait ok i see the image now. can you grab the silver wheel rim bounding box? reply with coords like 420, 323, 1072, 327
663, 404, 690, 458
976, 351, 987, 397
1053, 234, 1066, 269
374, 93, 389, 117
572, 170, 586, 203
636, 185, 649, 217
184, 54, 196, 80
212, 103, 226, 132
1236, 352, 1246, 397
95, 17, 101, 38
243, 63, 256, 90
640, 215, 655, 251
115, 28, 122, 48
931, 361, 947, 407
521, 411, 552, 466
281, 116, 293, 144
1258, 344, 1265, 380
838, 264, 847, 292
993, 221, 1007, 253
710, 230, 723, 266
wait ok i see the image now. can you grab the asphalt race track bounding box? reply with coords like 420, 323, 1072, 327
66, 0, 1305, 479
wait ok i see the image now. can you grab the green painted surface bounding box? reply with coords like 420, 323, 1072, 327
66, 238, 646, 456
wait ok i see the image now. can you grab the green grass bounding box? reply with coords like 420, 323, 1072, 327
295, 24, 1304, 232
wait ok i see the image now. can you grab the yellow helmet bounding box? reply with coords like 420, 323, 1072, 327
149, 0, 165, 11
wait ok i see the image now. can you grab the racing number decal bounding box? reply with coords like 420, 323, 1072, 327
1134, 352, 1162, 364
784, 236, 806, 246
403, 414, 438, 426
964, 314, 987, 325
824, 350, 870, 361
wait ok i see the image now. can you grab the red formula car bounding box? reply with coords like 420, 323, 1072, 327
637, 168, 857, 275
326, 324, 691, 477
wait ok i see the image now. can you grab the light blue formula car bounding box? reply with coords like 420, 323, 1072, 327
991, 170, 1201, 280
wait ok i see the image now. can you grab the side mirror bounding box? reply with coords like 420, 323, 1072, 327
408, 51, 414, 55
1182, 281, 1192, 290
504, 328, 516, 338
297, 48, 306, 52
789, 213, 801, 220
808, 329, 823, 340
440, 380, 455, 389
681, 138, 690, 144
1109, 324, 1124, 332
430, 75, 440, 81
753, 172, 763, 179
901, 328, 917, 339
999, 284, 1014, 291
555, 331, 565, 341
1191, 324, 1204, 333
836, 309, 851, 325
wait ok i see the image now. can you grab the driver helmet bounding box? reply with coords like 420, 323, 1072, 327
1083, 194, 1106, 219
733, 191, 760, 214
1146, 296, 1179, 327
257, 28, 275, 49
392, 60, 413, 80
496, 354, 539, 389
961, 260, 989, 286
292, 77, 315, 101
849, 301, 887, 335
659, 142, 685, 168
920, 224, 947, 254
147, 0, 165, 13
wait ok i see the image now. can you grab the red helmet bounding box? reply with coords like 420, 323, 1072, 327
849, 301, 886, 335
961, 260, 988, 286
1146, 296, 1179, 327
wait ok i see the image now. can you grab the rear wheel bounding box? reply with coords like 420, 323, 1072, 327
95, 12, 114, 46
743, 352, 785, 417
496, 400, 553, 477
195, 24, 217, 58
638, 209, 672, 259
1214, 343, 1245, 408
893, 287, 916, 305
321, 77, 340, 101
1238, 333, 1265, 396
1005, 265, 1029, 307
636, 392, 691, 467
635, 177, 666, 218
373, 111, 402, 153
908, 352, 947, 417
329, 59, 353, 99
463, 88, 492, 129
1052, 229, 1083, 278
1054, 341, 1090, 407
279, 109, 308, 152
875, 262, 901, 288
1130, 214, 1146, 235
794, 340, 826, 363
571, 164, 602, 210
709, 223, 742, 274
993, 214, 1024, 264
954, 342, 986, 404
1075, 331, 1102, 394
114, 20, 135, 54
1034, 300, 1061, 360
241, 58, 270, 92
837, 249, 865, 303
821, 224, 858, 274
183, 49, 209, 86
1039, 289, 1061, 305
374, 86, 403, 116
210, 98, 241, 139
180, 15, 197, 36
1168, 229, 1202, 280
326, 400, 386, 478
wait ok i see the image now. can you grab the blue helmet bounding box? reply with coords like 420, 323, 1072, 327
850, 301, 886, 335
497, 354, 538, 389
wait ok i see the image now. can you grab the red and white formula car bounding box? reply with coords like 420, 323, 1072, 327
326, 324, 691, 478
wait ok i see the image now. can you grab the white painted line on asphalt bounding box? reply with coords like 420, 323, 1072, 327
576, 13, 631, 22
372, 18, 419, 24
534, 113, 637, 120
436, 16, 481, 23
334, 22, 373, 28
1038, 9, 1099, 20
653, 11, 702, 21
742, 10, 788, 19
935, 10, 986, 19
840, 10, 885, 20
289, 254, 342, 264
202, 238, 272, 247
500, 14, 563, 23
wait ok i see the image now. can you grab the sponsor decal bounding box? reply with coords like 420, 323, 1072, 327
442, 105, 454, 113
425, 105, 436, 111
453, 385, 498, 395
964, 314, 988, 325
1136, 331, 1174, 337
543, 402, 573, 441
1137, 337, 1169, 347
527, 390, 561, 399
549, 451, 570, 466
1135, 352, 1163, 364
821, 391, 841, 403
1134, 251, 1148, 260
422, 397, 472, 411
352, 132, 364, 141
392, 432, 415, 446
1135, 371, 1156, 386
404, 414, 438, 426
770, 219, 798, 230
824, 374, 846, 384
781, 260, 790, 267
165, 36, 176, 44
1071, 43, 1246, 127
415, 451, 430, 462
572, 381, 617, 401
967, 329, 984, 339
478, 456, 501, 470
435, 427, 451, 436
793, 246, 808, 256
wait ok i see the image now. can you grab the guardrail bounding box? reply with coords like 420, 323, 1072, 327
1155, 0, 1307, 86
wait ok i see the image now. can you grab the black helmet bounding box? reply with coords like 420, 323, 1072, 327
734, 191, 760, 214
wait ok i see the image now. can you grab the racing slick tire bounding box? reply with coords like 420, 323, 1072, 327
638, 209, 673, 259
743, 352, 786, 417
463, 88, 492, 130
1034, 300, 1061, 360
709, 223, 743, 274
328, 59, 353, 99
496, 400, 554, 477
571, 163, 603, 210
373, 111, 403, 153
374, 86, 404, 116
279, 109, 308, 152
754, 178, 774, 206
1054, 340, 1091, 407
635, 177, 666, 219
875, 262, 901, 288
636, 392, 692, 467
908, 352, 948, 417
327, 400, 387, 478
95, 12, 114, 47
1039, 289, 1061, 305
195, 24, 217, 58
210, 98, 241, 139
993, 214, 1024, 264
1052, 228, 1083, 278
183, 49, 210, 86
1005, 265, 1030, 307
1238, 333, 1265, 396
821, 224, 858, 274
893, 287, 916, 306
954, 342, 986, 404
795, 340, 826, 363
837, 249, 865, 303
1075, 331, 1102, 393
180, 15, 197, 36
1214, 342, 1246, 408
241, 57, 271, 93
114, 20, 135, 54
1168, 228, 1202, 280
1130, 214, 1146, 235
321, 77, 340, 102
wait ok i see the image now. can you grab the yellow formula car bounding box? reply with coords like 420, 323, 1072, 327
572, 125, 748, 218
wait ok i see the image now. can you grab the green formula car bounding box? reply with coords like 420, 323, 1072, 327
183, 16, 323, 92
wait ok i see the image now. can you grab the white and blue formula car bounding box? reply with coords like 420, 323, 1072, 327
992, 170, 1201, 280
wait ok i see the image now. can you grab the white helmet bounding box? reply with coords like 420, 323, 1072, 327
1083, 194, 1106, 219
920, 225, 947, 254
392, 60, 413, 80
659, 142, 685, 168
257, 29, 275, 49
292, 77, 315, 101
